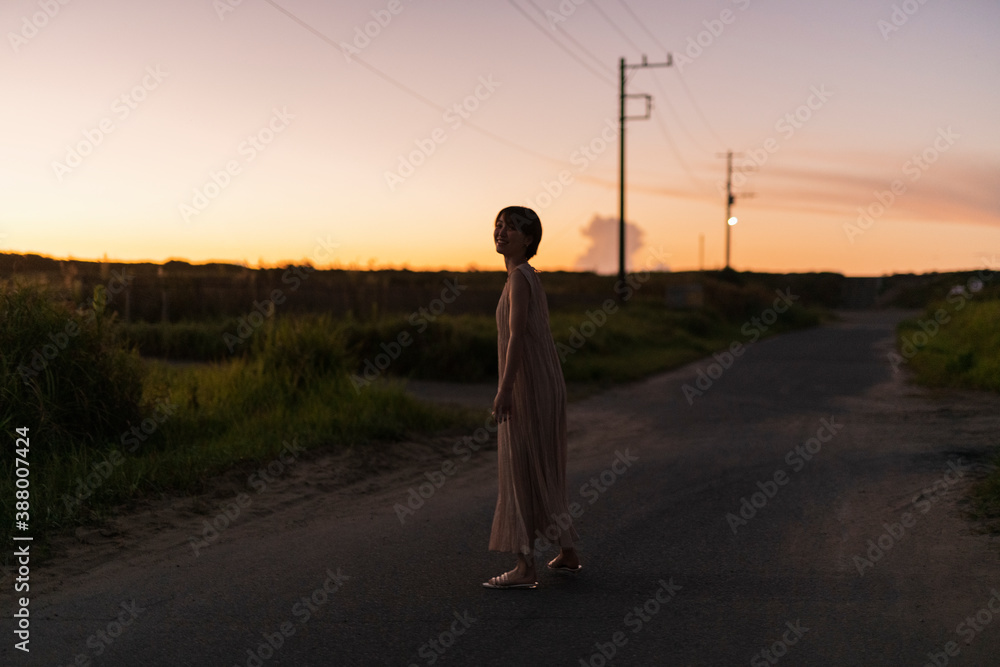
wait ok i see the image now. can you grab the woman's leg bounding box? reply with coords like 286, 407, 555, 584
484, 550, 537, 587
515, 552, 535, 578
548, 547, 580, 570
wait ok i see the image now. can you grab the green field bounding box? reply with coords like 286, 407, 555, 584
1, 273, 822, 559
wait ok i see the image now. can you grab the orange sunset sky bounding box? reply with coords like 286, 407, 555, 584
2, 0, 998, 275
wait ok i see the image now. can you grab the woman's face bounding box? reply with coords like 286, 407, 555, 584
494, 213, 531, 258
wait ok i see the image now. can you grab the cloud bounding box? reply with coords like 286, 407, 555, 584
574, 215, 666, 274
737, 153, 1000, 227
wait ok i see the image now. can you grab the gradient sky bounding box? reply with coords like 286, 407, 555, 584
2, 0, 998, 275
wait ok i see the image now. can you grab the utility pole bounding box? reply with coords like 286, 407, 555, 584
724, 150, 734, 269
717, 150, 753, 270
619, 54, 671, 298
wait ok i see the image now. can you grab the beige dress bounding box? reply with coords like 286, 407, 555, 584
489, 262, 578, 555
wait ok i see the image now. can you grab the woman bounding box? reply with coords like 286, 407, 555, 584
483, 206, 581, 590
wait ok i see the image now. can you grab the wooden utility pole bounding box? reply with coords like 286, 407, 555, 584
717, 150, 753, 270
618, 54, 671, 297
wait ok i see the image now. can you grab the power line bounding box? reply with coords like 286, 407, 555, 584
262, 0, 442, 110
510, 0, 615, 86
588, 0, 643, 55
565, 0, 714, 198
613, 0, 669, 54
263, 0, 598, 172
651, 105, 712, 195
649, 75, 718, 156
261, 0, 696, 205
526, 0, 610, 74
613, 0, 727, 149
618, 55, 672, 292
587, 0, 719, 162
671, 70, 727, 149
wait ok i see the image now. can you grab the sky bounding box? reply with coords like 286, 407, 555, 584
2, 0, 998, 276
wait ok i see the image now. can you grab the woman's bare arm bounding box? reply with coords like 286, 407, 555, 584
493, 268, 530, 420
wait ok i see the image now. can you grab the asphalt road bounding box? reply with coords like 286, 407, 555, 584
5, 310, 1000, 666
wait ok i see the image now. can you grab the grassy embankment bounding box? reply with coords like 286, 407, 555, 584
895, 276, 1000, 530
0, 283, 473, 559
1, 274, 821, 557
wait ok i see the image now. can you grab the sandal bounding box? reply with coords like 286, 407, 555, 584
547, 556, 582, 574
482, 571, 538, 589
548, 564, 582, 574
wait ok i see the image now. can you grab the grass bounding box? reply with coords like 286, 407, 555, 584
0, 290, 484, 561
896, 289, 1000, 532
896, 297, 1000, 392
1, 280, 144, 454
1, 275, 823, 562
966, 453, 1000, 535
120, 319, 236, 361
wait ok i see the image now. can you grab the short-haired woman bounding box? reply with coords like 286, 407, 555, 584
484, 206, 581, 589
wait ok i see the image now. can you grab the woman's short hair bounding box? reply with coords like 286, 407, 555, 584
496, 206, 542, 260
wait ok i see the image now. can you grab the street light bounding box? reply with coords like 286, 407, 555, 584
725, 217, 737, 269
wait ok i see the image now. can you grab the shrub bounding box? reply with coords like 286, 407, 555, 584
0, 282, 144, 459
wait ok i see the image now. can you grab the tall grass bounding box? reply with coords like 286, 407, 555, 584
897, 297, 1000, 392
121, 319, 235, 361
121, 275, 822, 387
0, 291, 481, 559
896, 290, 1000, 532
0, 281, 144, 460
1, 274, 823, 559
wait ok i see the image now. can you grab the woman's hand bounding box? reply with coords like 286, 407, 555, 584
492, 386, 514, 423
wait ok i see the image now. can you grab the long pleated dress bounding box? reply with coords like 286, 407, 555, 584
489, 262, 579, 555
